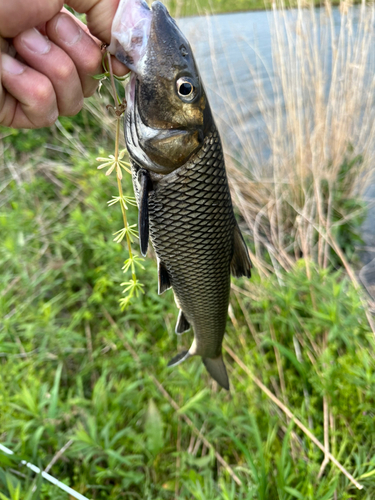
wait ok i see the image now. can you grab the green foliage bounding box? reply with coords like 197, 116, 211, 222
320, 152, 367, 266
1, 100, 374, 499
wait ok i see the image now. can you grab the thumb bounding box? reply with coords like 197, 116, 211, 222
66, 0, 120, 44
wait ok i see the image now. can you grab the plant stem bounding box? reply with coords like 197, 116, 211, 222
107, 52, 136, 282
116, 145, 136, 281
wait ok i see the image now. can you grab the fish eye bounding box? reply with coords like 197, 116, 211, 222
176, 77, 196, 102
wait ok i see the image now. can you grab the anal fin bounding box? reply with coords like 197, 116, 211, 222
167, 350, 190, 367
231, 224, 252, 278
138, 169, 151, 257
175, 309, 190, 335
158, 260, 171, 294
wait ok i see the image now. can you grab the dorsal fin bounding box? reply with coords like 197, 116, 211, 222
231, 224, 252, 278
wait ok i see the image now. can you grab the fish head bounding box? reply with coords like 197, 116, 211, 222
109, 0, 213, 174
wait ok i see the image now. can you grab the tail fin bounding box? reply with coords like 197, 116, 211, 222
167, 350, 191, 367
203, 355, 230, 390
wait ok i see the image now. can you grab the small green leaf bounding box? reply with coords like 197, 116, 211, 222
359, 468, 375, 479
47, 362, 62, 420
178, 389, 209, 414
122, 255, 145, 273
144, 399, 164, 456
92, 72, 109, 80
284, 487, 305, 499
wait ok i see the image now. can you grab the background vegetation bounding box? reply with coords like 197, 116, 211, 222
164, 0, 269, 16
163, 0, 360, 17
1, 1, 375, 499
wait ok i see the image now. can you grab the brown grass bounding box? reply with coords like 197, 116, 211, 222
220, 0, 375, 275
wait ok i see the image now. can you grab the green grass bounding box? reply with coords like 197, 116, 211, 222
164, 0, 270, 16
1, 95, 375, 499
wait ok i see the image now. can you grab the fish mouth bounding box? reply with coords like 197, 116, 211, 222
125, 77, 204, 174
109, 1, 182, 76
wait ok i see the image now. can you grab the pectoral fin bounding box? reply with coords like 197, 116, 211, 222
138, 169, 151, 257
158, 260, 171, 294
231, 224, 252, 278
175, 309, 190, 335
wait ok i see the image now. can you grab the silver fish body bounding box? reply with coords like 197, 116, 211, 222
110, 0, 252, 389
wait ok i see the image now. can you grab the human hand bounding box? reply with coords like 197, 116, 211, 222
0, 0, 128, 129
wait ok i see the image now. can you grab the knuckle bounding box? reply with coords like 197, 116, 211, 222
53, 61, 76, 83
82, 52, 102, 77
30, 80, 58, 127
32, 80, 54, 105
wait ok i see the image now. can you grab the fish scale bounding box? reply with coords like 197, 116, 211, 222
132, 125, 236, 358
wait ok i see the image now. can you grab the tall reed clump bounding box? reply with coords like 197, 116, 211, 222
224, 0, 375, 276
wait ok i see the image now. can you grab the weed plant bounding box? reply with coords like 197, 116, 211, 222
1, 1, 375, 499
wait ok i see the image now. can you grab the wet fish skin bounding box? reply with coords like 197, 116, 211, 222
149, 125, 235, 349
131, 125, 251, 390
109, 0, 252, 389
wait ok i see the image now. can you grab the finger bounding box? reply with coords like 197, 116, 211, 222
45, 13, 102, 98
40, 8, 128, 77
67, 0, 120, 44
57, 9, 128, 77
0, 0, 63, 38
46, 13, 128, 98
0, 53, 58, 128
57, 7, 128, 76
13, 28, 83, 116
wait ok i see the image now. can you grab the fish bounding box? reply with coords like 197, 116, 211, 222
108, 0, 252, 390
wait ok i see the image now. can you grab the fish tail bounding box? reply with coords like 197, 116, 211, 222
202, 354, 229, 390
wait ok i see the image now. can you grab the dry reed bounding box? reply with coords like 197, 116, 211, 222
214, 0, 375, 274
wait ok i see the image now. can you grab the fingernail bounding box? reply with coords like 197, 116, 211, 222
1, 54, 25, 75
56, 15, 82, 46
48, 109, 59, 125
22, 28, 51, 54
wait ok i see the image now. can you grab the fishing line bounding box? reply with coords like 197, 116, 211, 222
0, 444, 91, 500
